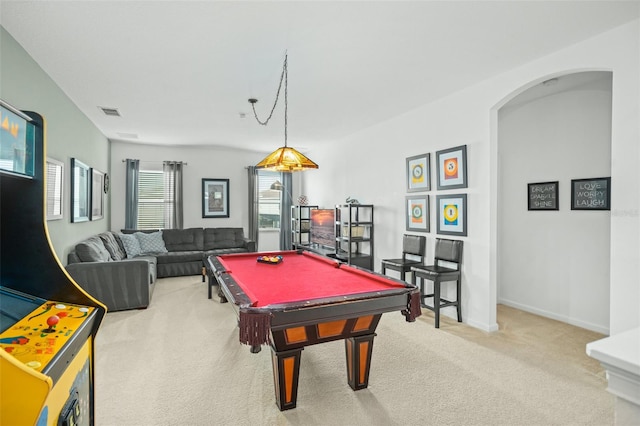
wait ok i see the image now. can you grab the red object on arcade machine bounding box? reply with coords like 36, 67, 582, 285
0, 100, 106, 426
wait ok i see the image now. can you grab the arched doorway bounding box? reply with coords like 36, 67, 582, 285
494, 71, 612, 334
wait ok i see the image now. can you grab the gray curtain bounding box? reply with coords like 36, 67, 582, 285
163, 161, 184, 229
247, 166, 259, 248
280, 172, 293, 250
124, 158, 139, 229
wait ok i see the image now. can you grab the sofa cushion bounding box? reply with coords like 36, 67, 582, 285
119, 233, 142, 258
203, 228, 245, 250
76, 236, 112, 262
135, 230, 168, 254
204, 248, 249, 258
162, 228, 203, 251
155, 251, 203, 264
100, 232, 126, 261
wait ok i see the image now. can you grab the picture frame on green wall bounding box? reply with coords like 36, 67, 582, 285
70, 158, 90, 223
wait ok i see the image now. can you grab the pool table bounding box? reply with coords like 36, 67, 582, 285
208, 250, 422, 411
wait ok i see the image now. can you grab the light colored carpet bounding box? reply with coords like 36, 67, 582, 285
94, 276, 612, 426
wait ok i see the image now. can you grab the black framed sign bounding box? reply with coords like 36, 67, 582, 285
571, 177, 611, 210
202, 178, 230, 218
527, 181, 558, 211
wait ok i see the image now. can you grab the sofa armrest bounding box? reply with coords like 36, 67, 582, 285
66, 260, 152, 311
243, 238, 256, 252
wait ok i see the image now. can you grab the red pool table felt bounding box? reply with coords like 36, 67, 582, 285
216, 250, 408, 307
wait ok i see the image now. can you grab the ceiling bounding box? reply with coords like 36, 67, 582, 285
1, 1, 638, 153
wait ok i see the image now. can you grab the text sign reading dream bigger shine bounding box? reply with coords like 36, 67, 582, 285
528, 181, 558, 211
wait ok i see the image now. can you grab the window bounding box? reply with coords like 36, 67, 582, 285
258, 170, 282, 230
137, 170, 166, 229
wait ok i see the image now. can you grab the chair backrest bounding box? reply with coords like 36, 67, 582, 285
402, 234, 427, 259
434, 238, 463, 268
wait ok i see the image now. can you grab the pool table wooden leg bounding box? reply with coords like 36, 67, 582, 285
271, 347, 303, 411
345, 334, 376, 391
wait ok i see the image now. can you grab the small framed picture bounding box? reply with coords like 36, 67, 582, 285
90, 168, 105, 221
70, 158, 90, 223
406, 153, 430, 192
571, 177, 611, 210
202, 178, 230, 218
527, 181, 559, 211
436, 145, 467, 190
46, 157, 64, 221
436, 194, 467, 236
406, 195, 429, 232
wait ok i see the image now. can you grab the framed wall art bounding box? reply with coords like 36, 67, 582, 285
91, 168, 105, 220
406, 153, 430, 192
46, 157, 64, 221
571, 177, 611, 210
436, 145, 467, 190
436, 193, 467, 236
527, 181, 559, 211
406, 195, 429, 232
70, 158, 90, 223
202, 178, 230, 218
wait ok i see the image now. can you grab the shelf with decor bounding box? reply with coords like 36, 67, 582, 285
334, 204, 374, 271
291, 205, 318, 249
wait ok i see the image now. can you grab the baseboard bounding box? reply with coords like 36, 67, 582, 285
498, 299, 610, 335
466, 317, 499, 333
432, 306, 499, 333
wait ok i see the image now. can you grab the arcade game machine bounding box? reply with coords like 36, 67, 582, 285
0, 99, 106, 425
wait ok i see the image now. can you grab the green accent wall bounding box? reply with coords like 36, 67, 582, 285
1, 26, 110, 264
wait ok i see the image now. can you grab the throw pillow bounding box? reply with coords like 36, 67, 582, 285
76, 236, 112, 262
135, 230, 168, 254
119, 233, 142, 258
99, 232, 126, 261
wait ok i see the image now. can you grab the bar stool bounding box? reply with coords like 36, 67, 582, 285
411, 238, 463, 328
380, 234, 427, 282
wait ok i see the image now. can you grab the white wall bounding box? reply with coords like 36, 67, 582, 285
303, 20, 640, 334
498, 72, 612, 334
110, 141, 265, 233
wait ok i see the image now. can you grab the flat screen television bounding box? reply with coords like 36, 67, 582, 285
309, 209, 335, 248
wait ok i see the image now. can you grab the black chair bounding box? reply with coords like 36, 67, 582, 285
380, 234, 427, 282
411, 238, 463, 328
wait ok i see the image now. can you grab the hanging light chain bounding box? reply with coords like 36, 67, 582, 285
249, 54, 288, 147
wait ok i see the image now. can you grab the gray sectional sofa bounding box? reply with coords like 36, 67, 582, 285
66, 227, 255, 312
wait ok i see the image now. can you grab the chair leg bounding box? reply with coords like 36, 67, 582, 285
381, 264, 386, 276
400, 270, 406, 281
456, 278, 462, 323
434, 279, 441, 328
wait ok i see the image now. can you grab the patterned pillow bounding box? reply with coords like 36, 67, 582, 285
100, 232, 126, 261
76, 236, 112, 262
135, 230, 168, 254
119, 233, 142, 258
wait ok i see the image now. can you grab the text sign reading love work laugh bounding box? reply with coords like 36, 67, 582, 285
571, 177, 611, 210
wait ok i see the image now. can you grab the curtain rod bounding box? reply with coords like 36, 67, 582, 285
121, 160, 188, 165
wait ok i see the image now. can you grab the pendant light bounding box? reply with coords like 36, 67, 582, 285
249, 54, 318, 172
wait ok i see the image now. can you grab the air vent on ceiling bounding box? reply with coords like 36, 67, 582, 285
99, 106, 121, 117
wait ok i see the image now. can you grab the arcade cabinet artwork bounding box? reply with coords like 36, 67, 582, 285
0, 99, 106, 425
